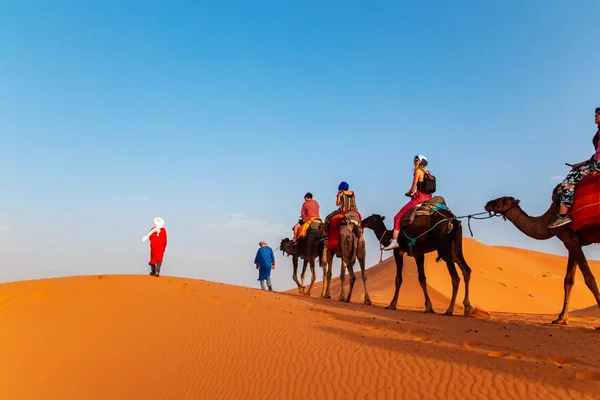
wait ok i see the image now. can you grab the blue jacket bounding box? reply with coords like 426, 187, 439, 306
254, 246, 275, 280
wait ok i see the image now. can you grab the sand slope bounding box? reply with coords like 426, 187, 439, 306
1, 274, 600, 399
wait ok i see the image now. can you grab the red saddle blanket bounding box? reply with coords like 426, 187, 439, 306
569, 173, 600, 231
328, 210, 362, 250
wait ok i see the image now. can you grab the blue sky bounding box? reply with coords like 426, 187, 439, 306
1, 1, 599, 290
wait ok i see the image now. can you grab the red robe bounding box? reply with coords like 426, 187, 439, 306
148, 227, 168, 264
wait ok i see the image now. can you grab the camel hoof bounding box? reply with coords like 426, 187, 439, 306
463, 306, 474, 316
442, 311, 454, 316
323, 295, 331, 299
596, 327, 600, 331
385, 305, 397, 310
364, 299, 372, 306
552, 318, 568, 325
424, 309, 436, 314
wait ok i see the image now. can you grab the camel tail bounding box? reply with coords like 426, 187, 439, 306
318, 240, 326, 267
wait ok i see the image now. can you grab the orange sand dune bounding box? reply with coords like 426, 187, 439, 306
573, 305, 600, 318
291, 239, 600, 316
1, 274, 600, 399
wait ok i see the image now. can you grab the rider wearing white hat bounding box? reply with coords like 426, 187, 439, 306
383, 155, 436, 251
142, 216, 168, 277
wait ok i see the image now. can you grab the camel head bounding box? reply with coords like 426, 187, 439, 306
279, 238, 294, 255
361, 214, 385, 230
484, 197, 520, 215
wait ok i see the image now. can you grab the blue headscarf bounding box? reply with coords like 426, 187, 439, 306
338, 181, 349, 191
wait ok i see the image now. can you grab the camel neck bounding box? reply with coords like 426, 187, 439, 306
503, 204, 556, 240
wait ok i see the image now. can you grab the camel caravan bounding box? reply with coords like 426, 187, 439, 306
279, 108, 600, 328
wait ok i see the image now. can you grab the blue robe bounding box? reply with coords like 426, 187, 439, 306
254, 246, 275, 281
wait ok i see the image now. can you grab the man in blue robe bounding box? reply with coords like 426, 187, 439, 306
254, 240, 276, 291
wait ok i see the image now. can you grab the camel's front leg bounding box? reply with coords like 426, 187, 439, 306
553, 252, 577, 325
415, 253, 435, 313
387, 249, 404, 310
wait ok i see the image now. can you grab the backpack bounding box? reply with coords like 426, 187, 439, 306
420, 172, 436, 194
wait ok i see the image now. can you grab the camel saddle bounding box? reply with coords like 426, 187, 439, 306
327, 210, 362, 250
298, 218, 323, 238
568, 173, 600, 232
402, 196, 448, 227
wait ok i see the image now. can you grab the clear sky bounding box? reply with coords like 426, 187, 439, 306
1, 1, 599, 290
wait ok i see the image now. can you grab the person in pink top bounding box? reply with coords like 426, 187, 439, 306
293, 192, 321, 241
384, 155, 434, 251
549, 107, 600, 228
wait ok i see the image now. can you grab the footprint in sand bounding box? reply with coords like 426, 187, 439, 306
575, 371, 600, 381
0, 296, 13, 309
414, 336, 438, 344
27, 288, 48, 300
487, 351, 522, 360
465, 341, 523, 360
548, 355, 577, 366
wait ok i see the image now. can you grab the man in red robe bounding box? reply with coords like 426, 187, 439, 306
142, 217, 168, 277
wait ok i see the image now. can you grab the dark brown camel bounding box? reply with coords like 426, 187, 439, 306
318, 212, 372, 305
280, 221, 326, 296
484, 191, 600, 328
361, 207, 473, 316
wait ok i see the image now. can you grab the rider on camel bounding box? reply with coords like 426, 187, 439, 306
384, 155, 433, 251
549, 107, 600, 228
324, 181, 358, 226
293, 192, 321, 242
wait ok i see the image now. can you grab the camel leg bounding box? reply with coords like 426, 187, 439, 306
339, 260, 347, 302
323, 251, 334, 299
357, 238, 372, 305
320, 254, 329, 298
415, 253, 435, 313
291, 256, 304, 294
454, 241, 473, 316
442, 249, 460, 316
344, 262, 356, 303
386, 249, 404, 310
300, 258, 308, 289
305, 258, 317, 296
553, 252, 576, 325
572, 248, 600, 309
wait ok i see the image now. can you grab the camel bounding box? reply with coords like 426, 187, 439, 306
484, 189, 600, 327
318, 212, 372, 305
361, 203, 473, 316
279, 220, 326, 296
